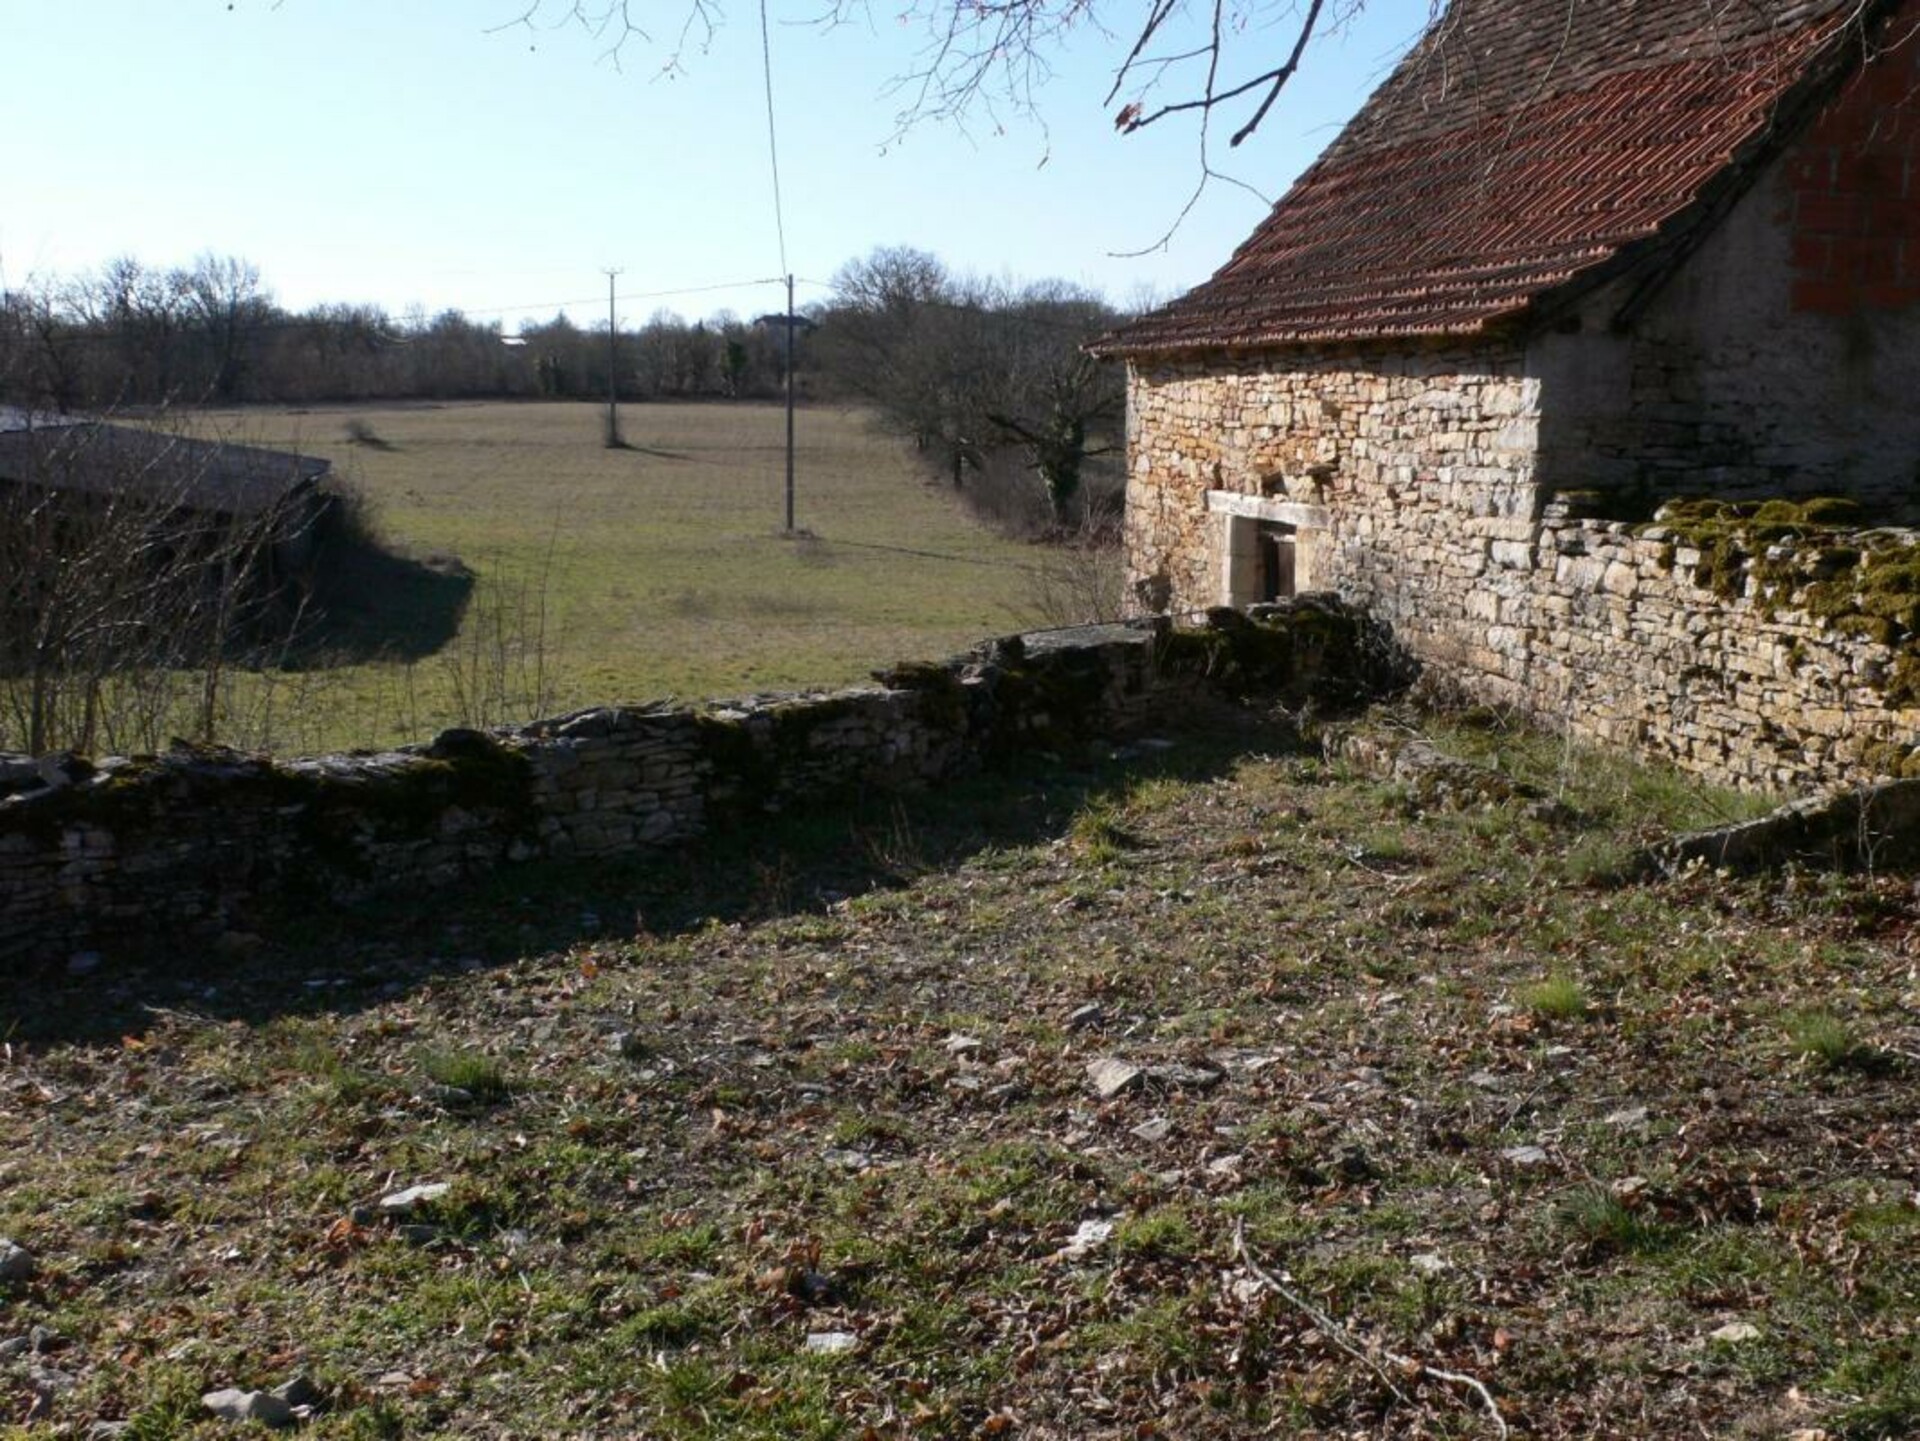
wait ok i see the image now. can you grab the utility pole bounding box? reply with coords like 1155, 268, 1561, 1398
603, 268, 623, 449
783, 273, 796, 532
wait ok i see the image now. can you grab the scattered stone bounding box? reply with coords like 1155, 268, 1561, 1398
1066, 1003, 1105, 1030
1611, 1176, 1651, 1204
66, 952, 103, 977
608, 1030, 647, 1059
1709, 1321, 1763, 1344
0, 1239, 35, 1283
1410, 1252, 1451, 1277
420, 1084, 474, 1107
1501, 1144, 1552, 1168
201, 1388, 295, 1427
374, 1371, 414, 1389
87, 1423, 134, 1439
1130, 1116, 1172, 1144
397, 1224, 443, 1246
1206, 1153, 1244, 1177
28, 1364, 76, 1399
943, 1033, 983, 1055
1054, 1218, 1115, 1262
1087, 1058, 1143, 1099
1145, 1061, 1225, 1091
348, 1205, 379, 1227
1603, 1106, 1650, 1129
271, 1375, 322, 1409
0, 1336, 30, 1359
805, 1331, 858, 1355
378, 1183, 450, 1215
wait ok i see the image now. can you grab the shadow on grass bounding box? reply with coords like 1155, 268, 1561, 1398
2, 714, 1299, 1045
282, 520, 476, 666
607, 438, 695, 462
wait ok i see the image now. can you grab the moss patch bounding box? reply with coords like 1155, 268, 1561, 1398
1649, 499, 1920, 688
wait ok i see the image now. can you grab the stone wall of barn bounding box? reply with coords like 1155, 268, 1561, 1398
1476, 513, 1920, 790
1123, 346, 1542, 675
1122, 354, 1919, 791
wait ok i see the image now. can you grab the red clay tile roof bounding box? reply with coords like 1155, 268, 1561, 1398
1097, 0, 1890, 355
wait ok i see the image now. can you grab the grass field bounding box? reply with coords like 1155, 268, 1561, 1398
3, 708, 1916, 1438
200, 401, 1046, 753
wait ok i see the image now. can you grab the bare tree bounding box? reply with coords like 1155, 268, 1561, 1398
814, 249, 1121, 526
180, 254, 273, 402
491, 0, 1377, 147
0, 417, 315, 755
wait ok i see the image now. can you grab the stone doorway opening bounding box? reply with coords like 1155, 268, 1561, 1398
1257, 522, 1298, 601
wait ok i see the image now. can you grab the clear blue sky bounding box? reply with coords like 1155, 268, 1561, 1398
1, 1, 1428, 330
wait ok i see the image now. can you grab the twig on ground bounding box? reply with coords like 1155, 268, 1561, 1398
1232, 1218, 1508, 1438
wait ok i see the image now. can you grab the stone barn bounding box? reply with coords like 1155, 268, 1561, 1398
1095, 0, 1920, 788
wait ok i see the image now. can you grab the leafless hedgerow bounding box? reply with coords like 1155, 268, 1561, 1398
0, 415, 319, 756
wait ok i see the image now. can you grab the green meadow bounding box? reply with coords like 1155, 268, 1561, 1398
201, 400, 1044, 754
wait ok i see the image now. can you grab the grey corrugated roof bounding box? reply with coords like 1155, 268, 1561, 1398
0, 418, 329, 517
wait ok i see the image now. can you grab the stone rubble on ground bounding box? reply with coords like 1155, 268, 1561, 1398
377, 1182, 450, 1215
1053, 1219, 1115, 1263
0, 1238, 35, 1283
201, 1388, 294, 1427
1086, 1058, 1142, 1099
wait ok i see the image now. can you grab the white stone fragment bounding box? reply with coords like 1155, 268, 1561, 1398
377, 1183, 450, 1215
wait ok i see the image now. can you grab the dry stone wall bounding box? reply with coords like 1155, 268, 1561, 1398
0, 605, 1405, 971
1511, 515, 1919, 789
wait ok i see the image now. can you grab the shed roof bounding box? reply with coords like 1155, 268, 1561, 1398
0, 413, 329, 517
1097, 0, 1895, 356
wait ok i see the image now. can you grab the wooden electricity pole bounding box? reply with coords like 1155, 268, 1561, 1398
784, 273, 795, 532
604, 269, 623, 449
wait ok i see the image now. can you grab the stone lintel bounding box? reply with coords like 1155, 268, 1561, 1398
1205, 491, 1331, 528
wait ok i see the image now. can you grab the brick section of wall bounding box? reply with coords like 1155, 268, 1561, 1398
1788, 24, 1920, 315
0, 605, 1405, 970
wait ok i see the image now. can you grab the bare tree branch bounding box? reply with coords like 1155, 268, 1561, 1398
494, 0, 1376, 145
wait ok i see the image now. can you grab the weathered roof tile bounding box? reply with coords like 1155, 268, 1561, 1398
1098, 0, 1897, 356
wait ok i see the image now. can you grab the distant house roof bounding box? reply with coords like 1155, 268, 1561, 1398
1097, 0, 1899, 356
0, 408, 329, 518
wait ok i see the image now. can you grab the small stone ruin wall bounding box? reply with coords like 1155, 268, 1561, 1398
0, 604, 1405, 971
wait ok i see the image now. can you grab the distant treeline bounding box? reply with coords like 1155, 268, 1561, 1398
0, 254, 802, 409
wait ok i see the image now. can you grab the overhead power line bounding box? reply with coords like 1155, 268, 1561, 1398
759, 0, 789, 278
